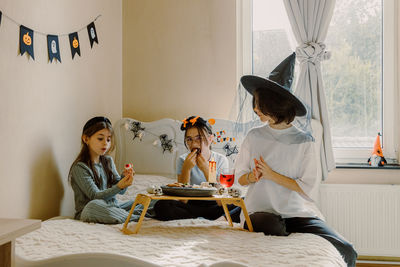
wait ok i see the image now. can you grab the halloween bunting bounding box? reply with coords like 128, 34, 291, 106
0, 11, 101, 63
87, 22, 98, 48
47, 35, 61, 63
19, 25, 34, 59
68, 32, 81, 59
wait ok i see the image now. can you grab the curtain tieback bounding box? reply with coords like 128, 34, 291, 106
296, 42, 331, 64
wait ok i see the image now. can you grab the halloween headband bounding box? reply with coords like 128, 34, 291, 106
83, 116, 112, 132
180, 116, 215, 132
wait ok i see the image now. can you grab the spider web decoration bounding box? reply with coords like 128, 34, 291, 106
223, 143, 238, 157
129, 121, 145, 140
159, 134, 174, 153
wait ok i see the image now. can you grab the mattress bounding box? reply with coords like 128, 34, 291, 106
16, 218, 346, 267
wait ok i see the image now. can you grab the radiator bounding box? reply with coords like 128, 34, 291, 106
319, 184, 400, 257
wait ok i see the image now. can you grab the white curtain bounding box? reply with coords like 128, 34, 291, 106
283, 0, 336, 180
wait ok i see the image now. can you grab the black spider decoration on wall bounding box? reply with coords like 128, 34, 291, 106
129, 121, 145, 140
159, 134, 174, 153
223, 143, 238, 157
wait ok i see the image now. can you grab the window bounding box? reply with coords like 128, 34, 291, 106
238, 0, 398, 163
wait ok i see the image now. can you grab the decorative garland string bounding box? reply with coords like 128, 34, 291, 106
1, 11, 101, 37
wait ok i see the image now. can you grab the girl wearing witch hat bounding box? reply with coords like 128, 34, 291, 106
236, 53, 357, 266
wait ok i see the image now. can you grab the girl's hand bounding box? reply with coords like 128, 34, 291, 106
182, 149, 198, 172
117, 175, 134, 189
255, 156, 273, 180
196, 153, 208, 175
251, 168, 261, 182
123, 166, 135, 179
252, 158, 262, 182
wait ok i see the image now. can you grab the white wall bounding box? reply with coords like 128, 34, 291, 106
123, 0, 237, 121
0, 0, 122, 219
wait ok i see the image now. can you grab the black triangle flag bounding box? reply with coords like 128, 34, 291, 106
47, 35, 61, 63
19, 25, 34, 60
0, 11, 2, 27
87, 22, 98, 48
68, 32, 81, 59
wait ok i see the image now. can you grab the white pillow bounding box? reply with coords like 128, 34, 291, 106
116, 174, 176, 202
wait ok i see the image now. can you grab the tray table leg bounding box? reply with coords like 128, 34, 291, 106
220, 200, 233, 227
220, 198, 253, 232
121, 194, 151, 235
239, 199, 253, 232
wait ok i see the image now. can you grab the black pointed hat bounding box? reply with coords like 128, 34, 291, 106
240, 52, 306, 116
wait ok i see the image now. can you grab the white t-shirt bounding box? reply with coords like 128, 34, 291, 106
234, 124, 319, 220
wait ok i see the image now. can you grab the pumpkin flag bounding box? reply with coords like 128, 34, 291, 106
19, 25, 34, 59
68, 32, 81, 59
87, 22, 98, 48
47, 35, 61, 63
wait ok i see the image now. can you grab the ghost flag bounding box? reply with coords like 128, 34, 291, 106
20, 25, 34, 59
47, 35, 61, 63
87, 22, 98, 48
68, 32, 81, 59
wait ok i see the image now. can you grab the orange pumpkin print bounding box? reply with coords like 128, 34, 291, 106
72, 37, 79, 48
23, 32, 32, 46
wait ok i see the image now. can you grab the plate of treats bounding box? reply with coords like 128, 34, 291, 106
161, 182, 217, 197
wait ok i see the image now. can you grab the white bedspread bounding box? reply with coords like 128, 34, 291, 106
16, 218, 345, 267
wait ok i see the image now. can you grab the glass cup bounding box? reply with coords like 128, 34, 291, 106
219, 169, 235, 188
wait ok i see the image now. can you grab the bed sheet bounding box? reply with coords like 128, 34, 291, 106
16, 218, 345, 267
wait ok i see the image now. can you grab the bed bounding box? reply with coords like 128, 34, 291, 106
15, 118, 346, 267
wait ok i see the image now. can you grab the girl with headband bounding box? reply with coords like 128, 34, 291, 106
154, 116, 239, 221
178, 116, 226, 185
68, 116, 135, 224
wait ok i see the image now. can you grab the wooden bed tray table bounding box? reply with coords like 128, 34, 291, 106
121, 194, 253, 234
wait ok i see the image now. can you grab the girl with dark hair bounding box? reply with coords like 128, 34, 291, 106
237, 71, 357, 267
178, 116, 227, 185
154, 116, 238, 221
69, 116, 135, 224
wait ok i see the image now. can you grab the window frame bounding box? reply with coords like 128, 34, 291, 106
237, 0, 399, 164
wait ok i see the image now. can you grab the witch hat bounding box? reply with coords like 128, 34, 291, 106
268, 52, 296, 90
368, 133, 387, 166
240, 52, 306, 116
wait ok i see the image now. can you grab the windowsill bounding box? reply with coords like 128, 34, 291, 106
336, 163, 400, 169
